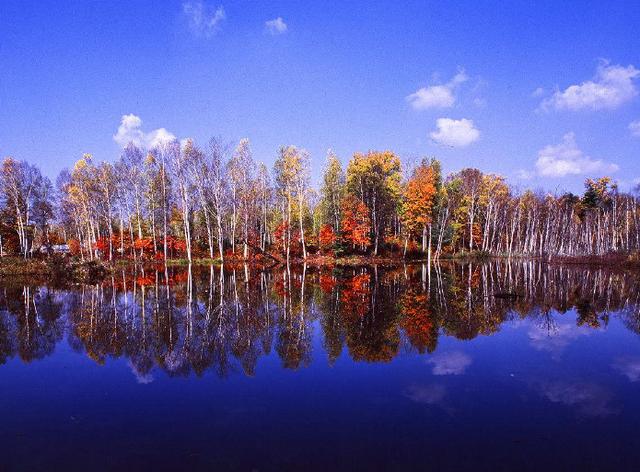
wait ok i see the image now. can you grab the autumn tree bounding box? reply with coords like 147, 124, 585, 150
206, 137, 229, 261
318, 224, 336, 254
402, 160, 437, 259
117, 144, 147, 258
96, 161, 117, 260
274, 145, 310, 261
172, 139, 196, 262
1, 158, 52, 258
340, 195, 371, 251
152, 142, 175, 260
320, 150, 345, 231
346, 151, 402, 255
256, 163, 272, 251
228, 139, 257, 259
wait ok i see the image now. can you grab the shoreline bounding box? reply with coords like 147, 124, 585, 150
0, 252, 637, 283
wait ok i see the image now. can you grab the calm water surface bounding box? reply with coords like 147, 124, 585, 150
1, 261, 640, 471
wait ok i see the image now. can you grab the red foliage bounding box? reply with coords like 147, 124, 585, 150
68, 239, 81, 256
340, 273, 371, 320
273, 222, 303, 257
319, 273, 336, 293
400, 290, 436, 353
95, 237, 110, 255
318, 224, 336, 254
340, 195, 371, 251
134, 237, 155, 251
136, 275, 155, 286
166, 236, 187, 253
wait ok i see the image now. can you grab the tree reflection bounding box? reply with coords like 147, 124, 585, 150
0, 260, 639, 377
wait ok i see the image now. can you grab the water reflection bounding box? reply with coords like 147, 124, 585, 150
612, 356, 640, 382
1, 261, 640, 379
531, 379, 618, 418
427, 351, 472, 375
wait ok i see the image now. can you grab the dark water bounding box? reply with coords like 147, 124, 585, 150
1, 261, 640, 472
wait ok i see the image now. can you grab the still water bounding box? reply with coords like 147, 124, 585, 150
1, 261, 640, 471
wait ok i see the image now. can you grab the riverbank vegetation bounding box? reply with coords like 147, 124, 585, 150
1, 138, 640, 267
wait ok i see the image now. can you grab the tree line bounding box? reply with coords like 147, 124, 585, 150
2, 137, 639, 262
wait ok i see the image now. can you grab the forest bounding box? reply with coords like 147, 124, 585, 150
1, 137, 639, 264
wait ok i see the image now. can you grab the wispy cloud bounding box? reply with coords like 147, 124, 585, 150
429, 118, 480, 148
516, 169, 534, 180
406, 70, 468, 110
629, 120, 640, 137
183, 1, 226, 37
265, 17, 287, 35
612, 356, 640, 382
528, 322, 591, 358
427, 351, 472, 375
540, 62, 640, 111
128, 360, 154, 384
405, 383, 446, 405
473, 97, 487, 108
113, 114, 176, 149
533, 379, 617, 417
532, 87, 546, 98
534, 132, 618, 177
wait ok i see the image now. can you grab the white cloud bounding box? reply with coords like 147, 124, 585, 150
541, 62, 640, 111
429, 117, 480, 147
535, 132, 618, 178
629, 120, 640, 137
406, 70, 468, 110
146, 128, 177, 149
532, 87, 546, 98
113, 114, 144, 147
113, 114, 176, 149
265, 17, 287, 35
179, 138, 192, 150
427, 351, 472, 375
516, 169, 534, 180
183, 1, 226, 37
473, 97, 487, 108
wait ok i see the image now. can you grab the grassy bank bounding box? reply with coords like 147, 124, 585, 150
1, 250, 637, 284
0, 256, 108, 284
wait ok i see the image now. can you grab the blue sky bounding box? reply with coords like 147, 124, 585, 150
1, 0, 639, 193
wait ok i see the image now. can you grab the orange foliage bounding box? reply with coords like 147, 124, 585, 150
68, 239, 81, 256
400, 290, 436, 353
319, 273, 336, 293
136, 275, 156, 286
318, 224, 336, 254
134, 237, 155, 251
273, 222, 303, 256
340, 273, 371, 320
340, 195, 371, 250
403, 164, 437, 235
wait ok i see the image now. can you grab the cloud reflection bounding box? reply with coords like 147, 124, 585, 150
405, 384, 447, 405
612, 356, 640, 382
528, 322, 591, 358
427, 351, 472, 375
128, 360, 154, 385
534, 380, 617, 417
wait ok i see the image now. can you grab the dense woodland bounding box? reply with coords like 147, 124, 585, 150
1, 137, 639, 263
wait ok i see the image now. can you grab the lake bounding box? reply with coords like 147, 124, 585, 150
1, 261, 640, 471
